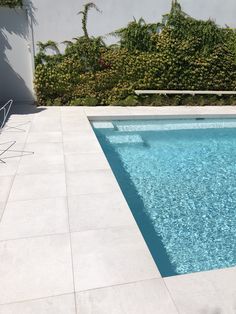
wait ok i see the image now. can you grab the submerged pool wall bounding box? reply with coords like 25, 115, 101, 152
93, 119, 236, 277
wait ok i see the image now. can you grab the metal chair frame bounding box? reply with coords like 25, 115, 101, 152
0, 100, 15, 163
0, 99, 13, 132
0, 100, 34, 163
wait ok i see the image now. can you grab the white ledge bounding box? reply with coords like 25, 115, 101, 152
135, 90, 236, 96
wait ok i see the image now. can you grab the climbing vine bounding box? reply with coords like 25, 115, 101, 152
0, 0, 23, 8
34, 1, 236, 106
78, 2, 101, 39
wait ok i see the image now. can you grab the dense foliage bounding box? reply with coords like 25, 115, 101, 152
0, 0, 22, 7
34, 1, 236, 106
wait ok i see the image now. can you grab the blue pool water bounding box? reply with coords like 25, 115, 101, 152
92, 119, 236, 277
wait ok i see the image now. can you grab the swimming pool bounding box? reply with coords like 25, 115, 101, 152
92, 118, 236, 277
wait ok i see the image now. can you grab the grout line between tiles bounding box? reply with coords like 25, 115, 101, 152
0, 292, 74, 307
60, 107, 79, 314
0, 224, 141, 244
161, 279, 182, 314
75, 276, 163, 294
0, 231, 70, 244
2, 189, 123, 203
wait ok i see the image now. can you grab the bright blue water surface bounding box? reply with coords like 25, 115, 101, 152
92, 119, 236, 277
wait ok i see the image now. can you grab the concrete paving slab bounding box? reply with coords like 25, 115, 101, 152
30, 117, 61, 132
0, 294, 76, 314
0, 203, 5, 220
0, 234, 74, 304
76, 279, 178, 314
71, 226, 160, 291
164, 268, 236, 314
0, 198, 68, 240
26, 132, 62, 143
0, 176, 13, 203
9, 173, 67, 201
0, 159, 20, 176
1, 105, 236, 313
66, 170, 120, 196
23, 142, 64, 156
63, 133, 102, 154
65, 152, 110, 172
17, 154, 65, 175
68, 192, 135, 232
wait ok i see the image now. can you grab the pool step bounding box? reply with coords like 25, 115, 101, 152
115, 121, 236, 132
92, 121, 114, 129
106, 134, 144, 145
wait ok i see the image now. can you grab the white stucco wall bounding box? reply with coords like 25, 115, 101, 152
31, 0, 236, 50
1, 0, 236, 103
0, 7, 35, 103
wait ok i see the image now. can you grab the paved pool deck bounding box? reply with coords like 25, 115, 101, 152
0, 105, 235, 314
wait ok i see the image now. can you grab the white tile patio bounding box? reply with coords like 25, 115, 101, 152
0, 130, 28, 144
0, 234, 74, 304
65, 152, 110, 172
71, 226, 160, 291
17, 142, 64, 175
0, 176, 13, 203
30, 116, 62, 132
66, 169, 121, 196
164, 267, 236, 314
63, 131, 102, 154
9, 172, 67, 201
23, 142, 64, 155
76, 279, 178, 314
0, 159, 20, 176
68, 192, 135, 232
0, 203, 5, 220
0, 104, 235, 313
0, 198, 68, 240
17, 153, 65, 175
26, 131, 62, 143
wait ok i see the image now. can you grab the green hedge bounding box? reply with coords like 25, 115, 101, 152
0, 0, 23, 7
34, 2, 236, 106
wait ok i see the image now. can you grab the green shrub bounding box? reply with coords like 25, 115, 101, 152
110, 18, 160, 52
112, 95, 139, 106
138, 94, 236, 106
64, 37, 106, 73
0, 0, 22, 7
34, 1, 236, 106
70, 97, 99, 106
